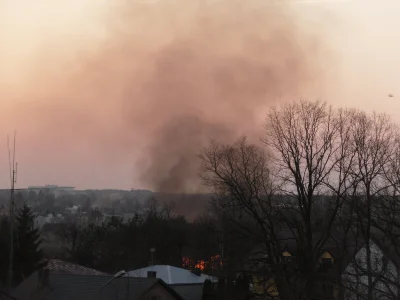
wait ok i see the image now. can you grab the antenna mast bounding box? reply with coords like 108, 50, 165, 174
7, 131, 17, 292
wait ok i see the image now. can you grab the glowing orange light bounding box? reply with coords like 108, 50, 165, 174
182, 255, 223, 272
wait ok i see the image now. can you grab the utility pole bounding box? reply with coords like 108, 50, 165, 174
7, 131, 17, 292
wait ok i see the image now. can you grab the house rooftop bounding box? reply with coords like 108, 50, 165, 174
127, 265, 217, 285
45, 259, 109, 276
14, 273, 184, 300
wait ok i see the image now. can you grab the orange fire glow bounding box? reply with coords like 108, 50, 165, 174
182, 255, 222, 271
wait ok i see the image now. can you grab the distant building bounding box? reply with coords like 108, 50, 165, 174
28, 185, 75, 191
28, 185, 76, 198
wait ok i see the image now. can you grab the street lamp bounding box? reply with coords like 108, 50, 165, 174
98, 270, 127, 299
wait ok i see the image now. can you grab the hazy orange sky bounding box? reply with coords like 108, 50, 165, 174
0, 0, 399, 191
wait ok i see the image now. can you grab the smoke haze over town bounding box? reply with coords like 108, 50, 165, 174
1, 0, 400, 191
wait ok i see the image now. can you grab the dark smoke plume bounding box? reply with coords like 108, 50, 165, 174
0, 0, 334, 192
118, 1, 331, 193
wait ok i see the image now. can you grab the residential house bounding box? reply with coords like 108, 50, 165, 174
13, 259, 184, 300
128, 265, 218, 300
238, 228, 400, 300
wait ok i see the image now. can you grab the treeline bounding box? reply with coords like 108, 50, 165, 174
0, 201, 252, 299
52, 200, 252, 277
0, 199, 252, 297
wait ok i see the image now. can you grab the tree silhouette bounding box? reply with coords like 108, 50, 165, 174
13, 204, 44, 285
0, 217, 10, 285
199, 101, 400, 300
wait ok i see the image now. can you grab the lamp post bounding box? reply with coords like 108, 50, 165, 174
98, 270, 127, 299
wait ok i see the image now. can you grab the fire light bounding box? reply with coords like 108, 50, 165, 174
182, 255, 223, 271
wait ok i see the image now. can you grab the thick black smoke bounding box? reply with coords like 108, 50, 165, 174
0, 1, 334, 191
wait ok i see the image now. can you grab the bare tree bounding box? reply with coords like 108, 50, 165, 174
341, 111, 399, 300
380, 131, 400, 246
199, 101, 400, 300
263, 101, 362, 298
56, 222, 81, 259
161, 201, 177, 220
200, 100, 352, 299
200, 137, 274, 249
199, 136, 284, 299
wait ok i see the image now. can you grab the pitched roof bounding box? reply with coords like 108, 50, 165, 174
127, 265, 218, 285
46, 274, 184, 300
45, 259, 109, 276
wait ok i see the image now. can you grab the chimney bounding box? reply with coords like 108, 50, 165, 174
149, 248, 156, 266
147, 271, 157, 278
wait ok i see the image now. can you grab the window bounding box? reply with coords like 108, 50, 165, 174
282, 251, 293, 263
320, 258, 333, 272
319, 251, 334, 271
266, 278, 279, 297
320, 251, 334, 262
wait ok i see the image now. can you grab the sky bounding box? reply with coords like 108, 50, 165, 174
0, 0, 399, 191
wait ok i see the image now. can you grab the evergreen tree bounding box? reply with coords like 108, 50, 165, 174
13, 204, 44, 285
0, 217, 10, 285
